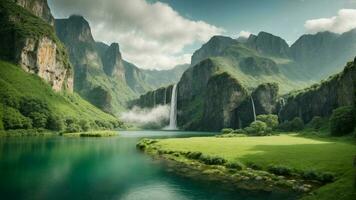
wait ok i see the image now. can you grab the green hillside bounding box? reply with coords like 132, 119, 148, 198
0, 61, 119, 132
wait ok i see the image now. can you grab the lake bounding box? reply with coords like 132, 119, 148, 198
0, 131, 295, 200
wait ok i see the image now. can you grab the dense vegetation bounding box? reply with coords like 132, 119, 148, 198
0, 61, 121, 134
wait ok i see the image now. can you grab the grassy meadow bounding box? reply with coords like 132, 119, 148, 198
150, 134, 356, 200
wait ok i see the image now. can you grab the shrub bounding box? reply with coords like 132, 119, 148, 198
225, 161, 244, 170
186, 151, 202, 159
245, 120, 270, 136
47, 115, 65, 131
307, 116, 326, 130
221, 128, 233, 134
65, 123, 82, 133
278, 117, 304, 131
257, 114, 279, 129
246, 162, 262, 170
0, 105, 3, 130
301, 170, 335, 183
19, 97, 50, 117
28, 112, 48, 128
330, 106, 356, 136
3, 107, 32, 130
79, 119, 91, 132
233, 129, 246, 134
199, 155, 227, 165
268, 165, 293, 176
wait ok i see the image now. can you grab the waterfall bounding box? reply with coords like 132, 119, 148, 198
168, 84, 178, 130
250, 96, 257, 122
278, 98, 286, 115
153, 91, 156, 107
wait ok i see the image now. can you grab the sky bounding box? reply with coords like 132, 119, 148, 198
48, 0, 356, 70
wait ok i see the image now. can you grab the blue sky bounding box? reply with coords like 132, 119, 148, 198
49, 0, 356, 69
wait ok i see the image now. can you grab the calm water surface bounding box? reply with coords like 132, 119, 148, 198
0, 131, 295, 200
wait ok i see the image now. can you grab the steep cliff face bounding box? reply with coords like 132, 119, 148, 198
201, 72, 248, 131
129, 85, 173, 108
246, 32, 291, 58
232, 83, 279, 128
0, 0, 73, 92
55, 15, 151, 113
280, 59, 356, 123
10, 0, 54, 25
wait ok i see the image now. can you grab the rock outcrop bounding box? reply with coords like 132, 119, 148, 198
246, 32, 291, 58
279, 59, 356, 123
129, 85, 173, 108
191, 36, 238, 66
0, 0, 73, 92
201, 72, 248, 131
10, 0, 54, 25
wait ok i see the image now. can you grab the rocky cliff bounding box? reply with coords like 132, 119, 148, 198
129, 85, 173, 108
0, 0, 73, 92
246, 32, 291, 58
55, 15, 151, 113
10, 0, 54, 25
279, 58, 356, 123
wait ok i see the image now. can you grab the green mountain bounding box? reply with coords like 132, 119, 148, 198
55, 15, 153, 114
0, 0, 119, 133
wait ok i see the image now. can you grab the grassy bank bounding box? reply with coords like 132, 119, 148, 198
62, 131, 118, 137
138, 134, 356, 200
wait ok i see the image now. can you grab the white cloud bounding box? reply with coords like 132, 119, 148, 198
305, 9, 356, 34
49, 0, 224, 70
238, 30, 251, 38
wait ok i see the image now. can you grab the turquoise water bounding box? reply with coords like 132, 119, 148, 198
0, 131, 295, 200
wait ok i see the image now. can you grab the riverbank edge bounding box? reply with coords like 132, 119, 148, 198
0, 130, 119, 137
136, 139, 323, 197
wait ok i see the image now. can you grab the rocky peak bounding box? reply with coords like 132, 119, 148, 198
102, 43, 125, 78
191, 35, 238, 66
55, 15, 95, 44
246, 31, 291, 58
10, 0, 54, 25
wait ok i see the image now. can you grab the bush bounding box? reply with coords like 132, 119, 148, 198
225, 161, 244, 170
221, 128, 233, 134
330, 106, 356, 136
268, 165, 293, 176
278, 117, 304, 131
301, 170, 335, 183
307, 116, 326, 130
186, 151, 202, 159
245, 120, 271, 136
3, 107, 32, 130
199, 155, 227, 165
19, 97, 50, 117
65, 123, 82, 133
28, 112, 48, 128
79, 119, 91, 132
233, 129, 246, 134
246, 162, 262, 170
47, 115, 65, 131
257, 114, 279, 129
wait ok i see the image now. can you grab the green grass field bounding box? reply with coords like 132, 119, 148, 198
154, 134, 356, 200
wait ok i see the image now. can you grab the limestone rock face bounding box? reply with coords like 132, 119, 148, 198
202, 72, 248, 131
129, 85, 173, 108
0, 0, 73, 92
102, 43, 125, 79
279, 60, 356, 123
11, 0, 54, 25
19, 37, 73, 92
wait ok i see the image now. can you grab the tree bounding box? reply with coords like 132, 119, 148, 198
3, 107, 32, 130
257, 114, 279, 129
330, 106, 355, 136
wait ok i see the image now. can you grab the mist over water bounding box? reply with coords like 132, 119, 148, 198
120, 105, 170, 128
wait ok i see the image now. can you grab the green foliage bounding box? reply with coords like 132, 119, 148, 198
199, 155, 227, 165
307, 116, 327, 130
278, 117, 304, 131
221, 128, 233, 134
79, 119, 91, 132
246, 162, 262, 170
244, 120, 271, 136
186, 151, 202, 159
256, 114, 279, 129
3, 107, 32, 129
46, 115, 65, 131
20, 97, 50, 117
0, 105, 3, 130
65, 123, 82, 133
28, 112, 47, 128
301, 170, 335, 183
268, 165, 293, 176
330, 106, 356, 136
225, 161, 244, 170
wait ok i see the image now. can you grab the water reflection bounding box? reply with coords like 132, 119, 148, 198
0, 131, 295, 200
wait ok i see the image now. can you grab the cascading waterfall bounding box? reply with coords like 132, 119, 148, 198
168, 84, 178, 130
250, 96, 257, 122
278, 98, 286, 115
